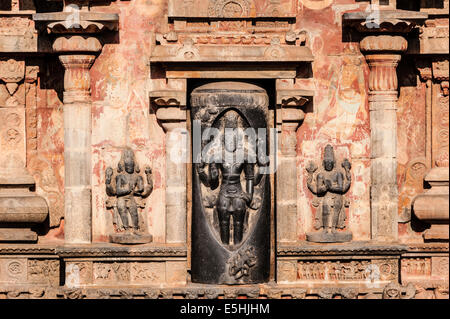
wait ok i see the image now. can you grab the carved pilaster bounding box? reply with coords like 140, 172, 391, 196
0, 59, 48, 242
412, 58, 449, 241
360, 35, 408, 242
276, 82, 312, 243
58, 53, 96, 244
33, 9, 118, 244
151, 89, 187, 244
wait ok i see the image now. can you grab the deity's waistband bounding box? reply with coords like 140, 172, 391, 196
221, 175, 241, 184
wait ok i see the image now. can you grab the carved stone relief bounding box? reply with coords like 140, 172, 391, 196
305, 145, 352, 243
191, 82, 271, 284
105, 148, 154, 244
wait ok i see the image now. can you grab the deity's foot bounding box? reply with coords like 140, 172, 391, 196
306, 230, 352, 243
109, 231, 153, 244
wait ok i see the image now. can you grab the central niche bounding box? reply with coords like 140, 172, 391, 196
191, 81, 271, 284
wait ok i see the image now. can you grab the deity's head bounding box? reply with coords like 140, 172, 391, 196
223, 112, 239, 153
224, 131, 237, 153
323, 144, 335, 172
120, 148, 136, 174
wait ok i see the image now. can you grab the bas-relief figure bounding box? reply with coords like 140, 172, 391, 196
105, 148, 153, 244
197, 112, 265, 246
191, 82, 271, 284
306, 144, 353, 243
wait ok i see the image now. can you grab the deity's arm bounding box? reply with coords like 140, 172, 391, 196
306, 161, 318, 195
342, 159, 352, 193
135, 175, 145, 194
105, 167, 116, 196
254, 160, 269, 186
196, 162, 210, 187
316, 173, 328, 195
116, 175, 131, 196
140, 167, 154, 198
197, 161, 219, 190
244, 163, 255, 203
209, 162, 220, 190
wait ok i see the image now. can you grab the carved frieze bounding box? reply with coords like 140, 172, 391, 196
297, 259, 397, 282
64, 261, 182, 286
28, 259, 60, 286
168, 0, 297, 18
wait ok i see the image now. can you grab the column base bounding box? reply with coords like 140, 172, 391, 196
0, 228, 38, 242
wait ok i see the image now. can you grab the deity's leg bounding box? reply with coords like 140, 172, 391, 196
322, 203, 331, 233
117, 199, 129, 229
129, 200, 139, 230
232, 198, 246, 244
217, 204, 231, 245
332, 197, 344, 231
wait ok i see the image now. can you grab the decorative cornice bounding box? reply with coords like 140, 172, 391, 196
55, 244, 188, 258
406, 243, 449, 253
0, 245, 57, 255
277, 242, 408, 256
343, 9, 428, 34
33, 12, 119, 34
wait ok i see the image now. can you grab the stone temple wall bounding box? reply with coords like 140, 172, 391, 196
0, 0, 447, 299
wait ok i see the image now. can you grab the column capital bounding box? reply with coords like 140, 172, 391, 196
155, 106, 187, 132
53, 36, 103, 53
360, 35, 408, 53
276, 88, 313, 128
150, 90, 187, 132
59, 54, 96, 104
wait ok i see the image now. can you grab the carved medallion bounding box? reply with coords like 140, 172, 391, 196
208, 0, 250, 17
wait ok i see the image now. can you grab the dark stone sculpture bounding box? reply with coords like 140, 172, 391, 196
191, 82, 270, 284
306, 144, 352, 243
105, 148, 153, 244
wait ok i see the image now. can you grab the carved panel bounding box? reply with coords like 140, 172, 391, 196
296, 259, 397, 282
401, 258, 432, 278
64, 261, 172, 286
28, 259, 60, 286
0, 258, 27, 284
0, 17, 37, 52
168, 0, 297, 18
431, 257, 449, 278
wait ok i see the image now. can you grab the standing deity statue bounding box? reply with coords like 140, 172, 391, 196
196, 113, 263, 245
305, 144, 352, 243
105, 148, 153, 244
191, 81, 270, 284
